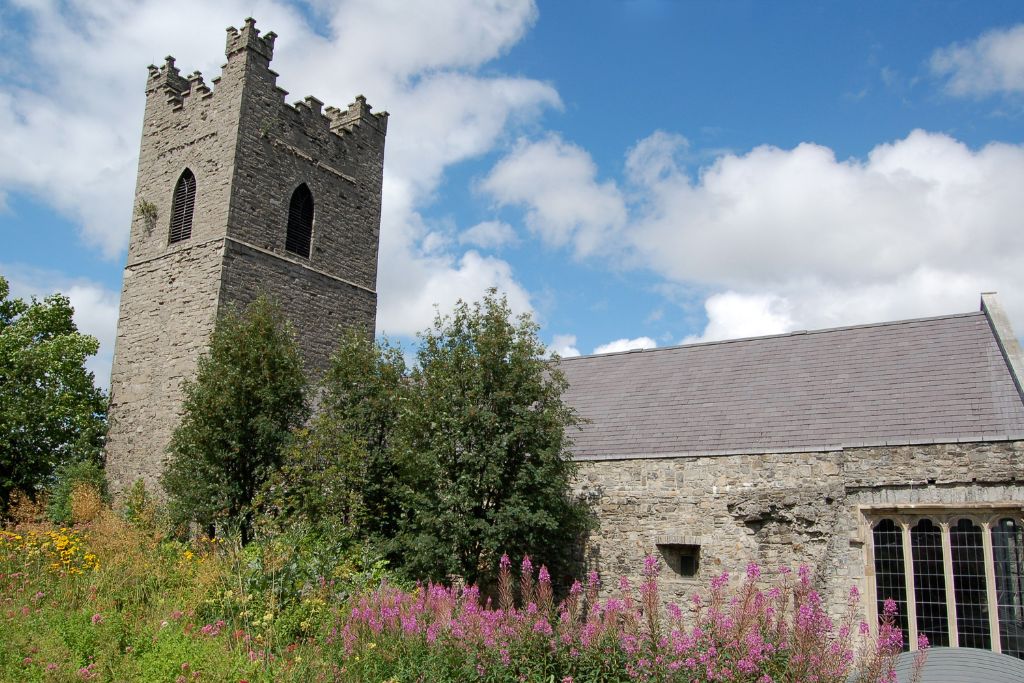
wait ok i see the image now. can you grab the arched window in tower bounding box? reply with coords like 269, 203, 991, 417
168, 169, 196, 244
286, 183, 314, 258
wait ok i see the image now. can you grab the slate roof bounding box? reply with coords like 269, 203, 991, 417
557, 310, 1024, 460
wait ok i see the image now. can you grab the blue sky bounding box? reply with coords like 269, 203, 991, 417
2, 0, 1024, 389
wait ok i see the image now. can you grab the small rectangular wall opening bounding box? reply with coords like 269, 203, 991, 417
658, 543, 700, 577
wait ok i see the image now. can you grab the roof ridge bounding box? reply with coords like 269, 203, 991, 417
556, 310, 984, 362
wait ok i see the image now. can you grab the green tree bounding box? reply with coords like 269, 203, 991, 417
317, 330, 411, 543
162, 295, 308, 543
399, 289, 591, 586
0, 275, 106, 511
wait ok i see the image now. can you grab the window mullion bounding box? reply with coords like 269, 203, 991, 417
941, 521, 959, 647
902, 521, 919, 651
982, 520, 1002, 654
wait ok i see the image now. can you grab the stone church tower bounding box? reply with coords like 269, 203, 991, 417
105, 18, 387, 495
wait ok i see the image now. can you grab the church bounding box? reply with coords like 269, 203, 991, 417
104, 18, 1024, 663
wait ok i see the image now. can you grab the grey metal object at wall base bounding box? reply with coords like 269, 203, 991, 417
889, 647, 1024, 683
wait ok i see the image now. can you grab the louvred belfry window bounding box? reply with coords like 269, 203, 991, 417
168, 169, 196, 244
286, 183, 314, 258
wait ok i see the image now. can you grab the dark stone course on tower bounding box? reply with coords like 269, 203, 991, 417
105, 18, 388, 496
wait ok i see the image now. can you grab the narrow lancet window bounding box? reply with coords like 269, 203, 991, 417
950, 518, 990, 649
169, 169, 196, 244
286, 183, 314, 258
911, 519, 950, 647
993, 518, 1024, 658
873, 519, 910, 648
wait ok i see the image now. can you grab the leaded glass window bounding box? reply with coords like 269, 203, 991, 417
869, 511, 1024, 658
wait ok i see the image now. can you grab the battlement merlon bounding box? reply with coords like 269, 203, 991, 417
225, 17, 276, 63
326, 95, 389, 137
146, 56, 190, 96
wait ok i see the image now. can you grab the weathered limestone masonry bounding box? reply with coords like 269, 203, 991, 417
105, 18, 387, 496
574, 439, 1024, 620
561, 300, 1024, 643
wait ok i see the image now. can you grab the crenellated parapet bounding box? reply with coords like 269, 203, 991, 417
142, 18, 387, 154
225, 17, 276, 63
146, 56, 190, 101
326, 95, 389, 137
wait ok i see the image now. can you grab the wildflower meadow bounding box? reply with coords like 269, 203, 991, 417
0, 487, 921, 683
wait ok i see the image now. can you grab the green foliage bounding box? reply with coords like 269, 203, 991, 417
120, 479, 165, 534
0, 275, 107, 512
316, 330, 411, 542
46, 458, 109, 524
399, 289, 591, 585
162, 295, 308, 543
258, 425, 367, 534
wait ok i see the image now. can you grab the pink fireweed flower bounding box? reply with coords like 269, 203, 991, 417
746, 562, 761, 580
798, 564, 811, 585
521, 555, 533, 574
710, 572, 730, 590
500, 554, 511, 570
539, 565, 551, 584
917, 633, 929, 649
643, 554, 660, 578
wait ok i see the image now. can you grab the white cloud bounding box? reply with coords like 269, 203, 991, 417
548, 333, 580, 358
627, 129, 1024, 329
375, 250, 532, 336
2, 264, 119, 391
2, 0, 554, 339
481, 135, 627, 257
593, 336, 657, 355
682, 292, 793, 344
484, 127, 1024, 341
459, 220, 519, 250
931, 23, 1024, 96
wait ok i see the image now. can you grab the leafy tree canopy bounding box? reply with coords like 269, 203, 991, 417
0, 275, 106, 511
162, 295, 308, 543
316, 330, 412, 543
303, 290, 590, 586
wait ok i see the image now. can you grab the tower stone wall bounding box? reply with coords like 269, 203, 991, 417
106, 18, 387, 495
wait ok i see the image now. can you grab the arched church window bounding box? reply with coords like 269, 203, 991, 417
169, 169, 196, 244
873, 518, 910, 648
993, 518, 1024, 658
866, 511, 1024, 658
950, 518, 990, 649
285, 183, 314, 258
911, 518, 950, 647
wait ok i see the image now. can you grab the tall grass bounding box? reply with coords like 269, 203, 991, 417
0, 487, 919, 682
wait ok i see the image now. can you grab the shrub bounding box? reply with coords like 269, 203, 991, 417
46, 458, 108, 524
162, 295, 308, 544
